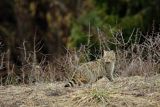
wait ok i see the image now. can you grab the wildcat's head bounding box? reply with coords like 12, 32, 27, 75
103, 50, 116, 63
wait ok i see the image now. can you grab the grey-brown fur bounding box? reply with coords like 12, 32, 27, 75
65, 50, 116, 87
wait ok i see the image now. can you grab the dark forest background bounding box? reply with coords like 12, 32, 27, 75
0, 0, 160, 66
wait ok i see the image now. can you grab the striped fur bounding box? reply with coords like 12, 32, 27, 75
64, 50, 116, 87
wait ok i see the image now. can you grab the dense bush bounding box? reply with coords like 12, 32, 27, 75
69, 0, 160, 48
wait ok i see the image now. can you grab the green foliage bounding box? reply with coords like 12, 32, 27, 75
68, 7, 105, 48
68, 6, 106, 48
68, 23, 87, 48
0, 0, 160, 61
69, 0, 160, 48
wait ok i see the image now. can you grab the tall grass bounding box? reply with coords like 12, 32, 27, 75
113, 29, 160, 77
0, 28, 159, 85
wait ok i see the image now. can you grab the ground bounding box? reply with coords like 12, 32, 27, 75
1, 75, 160, 107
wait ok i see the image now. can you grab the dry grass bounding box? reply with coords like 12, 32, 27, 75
109, 29, 159, 77
0, 29, 159, 106
63, 28, 160, 83
0, 29, 159, 84
1, 75, 160, 107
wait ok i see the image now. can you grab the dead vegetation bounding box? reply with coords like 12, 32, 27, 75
0, 29, 160, 106
1, 75, 160, 107
0, 29, 159, 84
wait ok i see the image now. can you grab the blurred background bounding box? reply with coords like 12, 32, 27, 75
0, 0, 160, 65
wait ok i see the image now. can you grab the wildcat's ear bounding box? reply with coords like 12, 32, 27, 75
110, 50, 114, 53
103, 50, 107, 56
110, 50, 116, 58
109, 50, 115, 55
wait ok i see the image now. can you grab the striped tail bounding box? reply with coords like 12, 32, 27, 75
64, 79, 77, 87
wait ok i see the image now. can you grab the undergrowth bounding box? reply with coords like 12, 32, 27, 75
72, 88, 111, 106
0, 28, 159, 85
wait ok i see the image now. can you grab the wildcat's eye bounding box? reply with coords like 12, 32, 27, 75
105, 62, 110, 64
